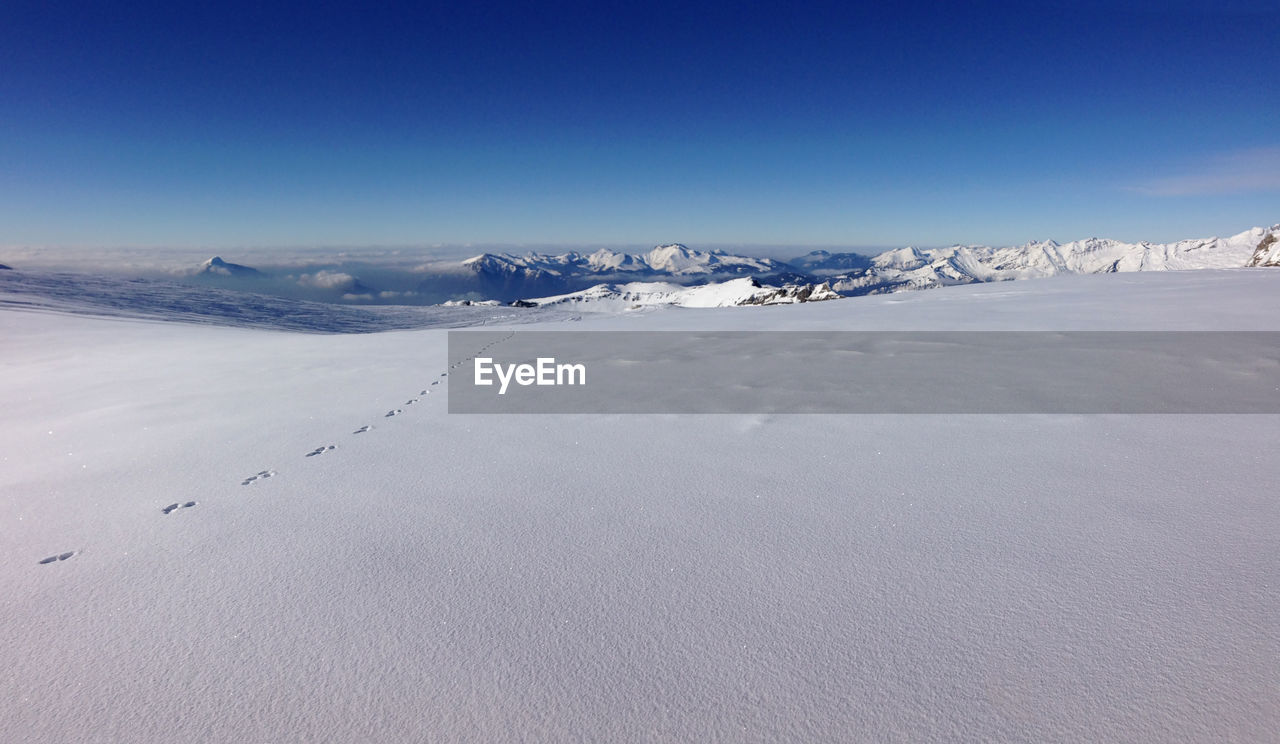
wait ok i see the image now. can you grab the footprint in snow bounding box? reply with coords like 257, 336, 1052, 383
305, 445, 335, 457
161, 501, 197, 515
430, 381, 439, 386
353, 425, 371, 434
38, 551, 76, 565
385, 409, 403, 417
405, 398, 418, 405
241, 470, 276, 486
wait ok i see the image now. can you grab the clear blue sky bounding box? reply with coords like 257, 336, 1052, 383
1, 0, 1277, 249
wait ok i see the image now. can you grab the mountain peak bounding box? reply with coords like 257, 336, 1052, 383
197, 256, 261, 277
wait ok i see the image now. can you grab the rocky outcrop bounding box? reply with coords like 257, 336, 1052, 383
1245, 231, 1280, 267
736, 281, 841, 305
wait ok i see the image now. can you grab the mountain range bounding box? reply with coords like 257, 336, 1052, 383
815, 225, 1278, 296
453, 244, 804, 301
152, 224, 1279, 307
463, 225, 1278, 305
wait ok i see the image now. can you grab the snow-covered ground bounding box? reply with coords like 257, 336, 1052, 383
514, 276, 841, 310
3, 269, 1278, 742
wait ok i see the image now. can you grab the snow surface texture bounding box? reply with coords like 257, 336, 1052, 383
3, 270, 1279, 742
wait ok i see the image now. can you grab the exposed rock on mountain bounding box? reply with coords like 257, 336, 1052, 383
1245, 230, 1280, 267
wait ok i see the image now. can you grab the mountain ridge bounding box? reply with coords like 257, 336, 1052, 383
511, 277, 841, 309
172, 225, 1279, 307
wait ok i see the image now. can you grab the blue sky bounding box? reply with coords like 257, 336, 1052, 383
1, 0, 1277, 250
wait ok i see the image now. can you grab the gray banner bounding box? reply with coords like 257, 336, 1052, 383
447, 331, 1280, 414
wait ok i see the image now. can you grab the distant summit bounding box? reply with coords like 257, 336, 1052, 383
0, 263, 13, 271
197, 256, 261, 278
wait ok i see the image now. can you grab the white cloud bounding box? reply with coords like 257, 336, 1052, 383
297, 270, 357, 290
1132, 146, 1280, 196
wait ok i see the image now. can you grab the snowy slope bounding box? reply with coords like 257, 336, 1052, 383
3, 269, 1279, 743
514, 277, 841, 310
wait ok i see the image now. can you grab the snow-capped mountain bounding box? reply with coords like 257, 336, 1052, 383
454, 244, 793, 301
451, 226, 1280, 304
827, 224, 1280, 295
512, 277, 841, 310
464, 244, 784, 277
195, 256, 262, 278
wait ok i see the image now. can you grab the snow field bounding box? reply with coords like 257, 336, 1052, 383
3, 269, 1279, 742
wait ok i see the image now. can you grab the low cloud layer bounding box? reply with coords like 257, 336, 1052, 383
297, 270, 358, 290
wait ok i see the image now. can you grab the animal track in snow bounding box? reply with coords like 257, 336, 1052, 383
430, 380, 439, 386
385, 409, 403, 417
405, 398, 418, 405
353, 425, 371, 434
241, 470, 276, 486
306, 445, 335, 457
162, 501, 197, 515
38, 551, 76, 565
